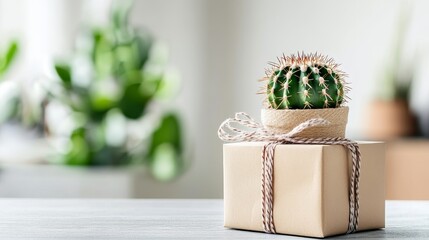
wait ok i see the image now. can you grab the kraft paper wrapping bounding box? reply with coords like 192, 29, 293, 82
223, 142, 385, 238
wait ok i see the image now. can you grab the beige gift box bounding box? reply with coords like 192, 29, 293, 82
223, 142, 385, 238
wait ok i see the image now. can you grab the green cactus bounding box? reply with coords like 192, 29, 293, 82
263, 52, 348, 109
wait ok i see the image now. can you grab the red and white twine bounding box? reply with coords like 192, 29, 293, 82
218, 112, 361, 234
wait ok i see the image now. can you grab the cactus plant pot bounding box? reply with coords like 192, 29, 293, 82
261, 107, 349, 138
365, 100, 416, 140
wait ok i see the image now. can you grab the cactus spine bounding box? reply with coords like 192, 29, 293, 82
262, 52, 349, 109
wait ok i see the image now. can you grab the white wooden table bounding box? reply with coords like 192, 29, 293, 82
0, 199, 427, 239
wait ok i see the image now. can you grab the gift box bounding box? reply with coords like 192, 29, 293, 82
223, 141, 385, 238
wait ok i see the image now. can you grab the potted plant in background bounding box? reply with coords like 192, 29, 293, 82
44, 1, 185, 182
0, 40, 52, 164
0, 40, 21, 127
364, 9, 418, 140
0, 40, 47, 131
0, 1, 186, 198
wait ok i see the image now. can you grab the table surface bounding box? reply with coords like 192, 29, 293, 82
0, 199, 428, 239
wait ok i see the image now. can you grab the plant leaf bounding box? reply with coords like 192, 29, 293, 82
54, 63, 72, 89
65, 128, 91, 165
147, 113, 183, 179
147, 113, 183, 160
118, 83, 149, 119
0, 41, 19, 77
134, 31, 152, 69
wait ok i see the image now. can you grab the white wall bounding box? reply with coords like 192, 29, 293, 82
1, 0, 429, 198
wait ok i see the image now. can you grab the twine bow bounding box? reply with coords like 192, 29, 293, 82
218, 112, 361, 234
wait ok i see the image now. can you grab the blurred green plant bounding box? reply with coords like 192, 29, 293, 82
50, 1, 185, 181
0, 40, 19, 125
0, 40, 43, 129
0, 41, 18, 78
378, 7, 413, 102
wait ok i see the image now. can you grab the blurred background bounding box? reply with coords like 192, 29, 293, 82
0, 0, 428, 199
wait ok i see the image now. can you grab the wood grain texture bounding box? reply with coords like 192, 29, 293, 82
0, 199, 427, 239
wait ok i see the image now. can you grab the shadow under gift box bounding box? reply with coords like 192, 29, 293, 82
223, 142, 385, 238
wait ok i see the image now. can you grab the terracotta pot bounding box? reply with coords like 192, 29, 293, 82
261, 107, 349, 138
365, 100, 416, 140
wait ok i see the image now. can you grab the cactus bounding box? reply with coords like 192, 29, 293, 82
262, 52, 349, 109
